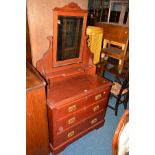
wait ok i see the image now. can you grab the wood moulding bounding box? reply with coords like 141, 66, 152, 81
54, 2, 87, 12
36, 36, 53, 75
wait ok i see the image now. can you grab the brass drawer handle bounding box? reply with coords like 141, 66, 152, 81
91, 118, 98, 124
93, 105, 100, 112
68, 130, 75, 138
68, 104, 77, 113
95, 94, 102, 100
68, 117, 76, 125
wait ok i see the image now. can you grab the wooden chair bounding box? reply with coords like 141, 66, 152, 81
112, 109, 129, 155
95, 22, 129, 74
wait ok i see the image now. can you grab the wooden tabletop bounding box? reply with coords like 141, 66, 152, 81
47, 74, 112, 106
26, 62, 46, 91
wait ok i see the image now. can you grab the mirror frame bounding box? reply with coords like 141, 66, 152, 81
53, 3, 88, 67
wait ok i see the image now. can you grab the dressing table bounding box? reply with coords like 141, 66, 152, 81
36, 2, 112, 154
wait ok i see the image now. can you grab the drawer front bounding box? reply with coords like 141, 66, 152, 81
54, 98, 86, 119
53, 110, 104, 147
56, 109, 85, 134
85, 98, 108, 117
86, 87, 110, 106
53, 120, 85, 147
55, 98, 108, 133
83, 110, 104, 129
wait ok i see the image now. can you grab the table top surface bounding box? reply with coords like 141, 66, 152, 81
47, 73, 112, 105
26, 62, 46, 91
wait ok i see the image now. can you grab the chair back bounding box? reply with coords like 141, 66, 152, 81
95, 22, 129, 73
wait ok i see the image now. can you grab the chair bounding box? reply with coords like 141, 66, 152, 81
105, 58, 129, 116
98, 23, 129, 74
86, 26, 103, 65
112, 109, 129, 155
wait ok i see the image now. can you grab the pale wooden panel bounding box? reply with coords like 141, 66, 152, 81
119, 4, 126, 24
27, 0, 88, 66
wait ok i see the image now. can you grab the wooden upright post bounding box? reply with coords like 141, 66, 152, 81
107, 0, 113, 22
119, 3, 127, 24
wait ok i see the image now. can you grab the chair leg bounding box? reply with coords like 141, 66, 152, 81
123, 94, 129, 109
115, 96, 121, 116
124, 103, 127, 109
115, 104, 119, 116
118, 59, 125, 74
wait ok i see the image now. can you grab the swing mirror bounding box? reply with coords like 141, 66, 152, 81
53, 3, 87, 67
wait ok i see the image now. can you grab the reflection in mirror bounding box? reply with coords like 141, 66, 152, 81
57, 16, 83, 61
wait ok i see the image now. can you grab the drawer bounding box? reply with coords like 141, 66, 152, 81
85, 98, 108, 117
55, 99, 108, 133
53, 110, 104, 147
54, 98, 86, 119
86, 87, 110, 105
56, 108, 85, 134
53, 120, 85, 147
83, 110, 104, 129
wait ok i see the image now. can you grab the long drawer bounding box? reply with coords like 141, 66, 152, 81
52, 87, 110, 120
55, 98, 108, 133
52, 110, 104, 147
56, 108, 84, 135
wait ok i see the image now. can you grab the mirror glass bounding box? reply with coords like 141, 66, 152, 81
57, 16, 83, 61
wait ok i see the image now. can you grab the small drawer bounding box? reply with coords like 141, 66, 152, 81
87, 91, 103, 103
54, 98, 86, 119
56, 109, 85, 134
86, 87, 110, 105
85, 99, 107, 117
83, 110, 104, 129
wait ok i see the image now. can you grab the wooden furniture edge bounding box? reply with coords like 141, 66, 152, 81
112, 109, 129, 155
